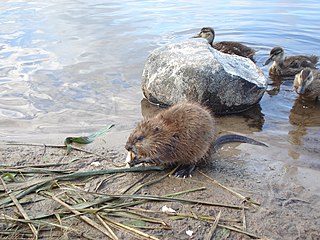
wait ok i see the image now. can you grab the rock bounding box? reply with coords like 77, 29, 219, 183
141, 39, 268, 114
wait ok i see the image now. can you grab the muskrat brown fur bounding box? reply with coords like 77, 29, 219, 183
125, 102, 267, 177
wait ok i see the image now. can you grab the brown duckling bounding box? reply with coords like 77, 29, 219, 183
294, 68, 320, 101
264, 47, 318, 77
193, 27, 256, 61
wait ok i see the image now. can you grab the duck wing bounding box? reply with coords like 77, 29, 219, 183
285, 56, 319, 69
213, 41, 255, 60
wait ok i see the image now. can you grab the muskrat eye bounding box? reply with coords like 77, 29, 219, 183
154, 127, 160, 132
137, 135, 144, 141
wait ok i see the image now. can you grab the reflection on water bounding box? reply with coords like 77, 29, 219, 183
266, 75, 288, 96
287, 98, 320, 162
0, 0, 320, 169
289, 98, 320, 127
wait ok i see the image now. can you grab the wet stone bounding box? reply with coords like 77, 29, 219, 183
141, 39, 268, 114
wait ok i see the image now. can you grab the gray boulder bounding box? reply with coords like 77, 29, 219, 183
141, 39, 267, 114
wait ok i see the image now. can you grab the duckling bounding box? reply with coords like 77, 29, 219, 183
193, 27, 256, 61
263, 47, 318, 77
294, 68, 320, 101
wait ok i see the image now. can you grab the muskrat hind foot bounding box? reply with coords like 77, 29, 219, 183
174, 165, 197, 178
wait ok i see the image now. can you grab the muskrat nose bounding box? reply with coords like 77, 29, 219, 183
125, 142, 132, 151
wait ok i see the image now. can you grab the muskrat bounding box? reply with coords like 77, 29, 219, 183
125, 102, 267, 178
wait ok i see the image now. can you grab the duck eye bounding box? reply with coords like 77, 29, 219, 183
154, 127, 160, 132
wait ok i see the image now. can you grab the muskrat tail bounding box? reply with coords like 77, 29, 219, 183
213, 134, 268, 152
310, 55, 319, 65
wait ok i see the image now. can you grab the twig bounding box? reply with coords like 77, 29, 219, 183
0, 177, 38, 239
199, 171, 260, 206
204, 211, 221, 240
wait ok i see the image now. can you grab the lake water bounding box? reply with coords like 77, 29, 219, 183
0, 0, 320, 169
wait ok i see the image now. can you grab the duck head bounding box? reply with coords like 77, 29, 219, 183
264, 47, 285, 66
294, 68, 313, 94
193, 27, 215, 44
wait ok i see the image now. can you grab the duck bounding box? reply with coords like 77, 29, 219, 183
293, 68, 320, 101
263, 47, 319, 77
193, 27, 256, 61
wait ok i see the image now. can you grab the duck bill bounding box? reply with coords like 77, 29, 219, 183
192, 33, 201, 38
263, 57, 273, 66
297, 82, 306, 94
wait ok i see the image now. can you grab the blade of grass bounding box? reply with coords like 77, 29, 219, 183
64, 124, 115, 154
64, 124, 115, 145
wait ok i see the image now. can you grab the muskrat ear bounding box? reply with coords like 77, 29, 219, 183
154, 127, 160, 132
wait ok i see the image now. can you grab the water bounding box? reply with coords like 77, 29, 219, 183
0, 0, 320, 168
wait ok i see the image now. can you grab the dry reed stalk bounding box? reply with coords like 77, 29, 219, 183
0, 177, 38, 239
204, 211, 221, 240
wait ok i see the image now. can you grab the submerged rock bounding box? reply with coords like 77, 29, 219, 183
141, 39, 267, 114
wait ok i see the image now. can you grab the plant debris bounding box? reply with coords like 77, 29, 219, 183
0, 141, 263, 239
